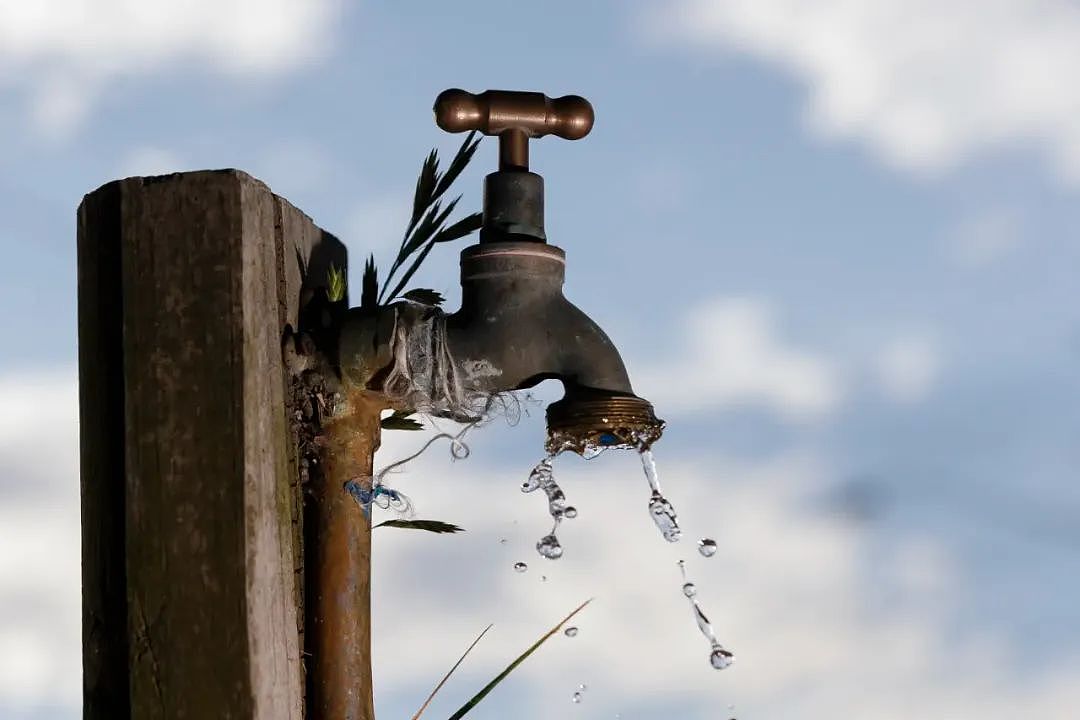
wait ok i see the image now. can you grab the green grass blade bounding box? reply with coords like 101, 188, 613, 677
433, 212, 482, 244
383, 238, 437, 303
412, 624, 493, 720
446, 599, 593, 720
374, 519, 464, 534
409, 148, 440, 237
401, 289, 445, 306
326, 263, 346, 303
361, 254, 378, 310
433, 131, 480, 201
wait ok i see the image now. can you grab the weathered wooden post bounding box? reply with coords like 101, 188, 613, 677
78, 170, 373, 719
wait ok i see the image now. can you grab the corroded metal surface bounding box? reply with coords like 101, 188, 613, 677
306, 391, 381, 720
546, 393, 665, 455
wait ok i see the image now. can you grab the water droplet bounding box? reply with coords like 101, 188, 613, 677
536, 534, 563, 559
499, 538, 508, 545
540, 575, 547, 582
692, 601, 715, 639
546, 487, 567, 517
571, 692, 582, 704
564, 506, 578, 519
513, 562, 528, 573
648, 491, 682, 542
640, 449, 681, 542
710, 645, 735, 670
640, 448, 662, 494
678, 560, 736, 668
582, 444, 609, 459
524, 458, 552, 492
564, 626, 578, 637
698, 538, 718, 557
578, 683, 587, 692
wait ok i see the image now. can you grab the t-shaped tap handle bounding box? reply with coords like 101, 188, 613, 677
434, 88, 594, 171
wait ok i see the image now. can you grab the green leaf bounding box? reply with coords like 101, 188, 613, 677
327, 263, 347, 303
374, 519, 465, 534
433, 212, 483, 244
402, 289, 445, 306
409, 148, 440, 238
377, 135, 483, 306
405, 195, 462, 257
446, 599, 593, 720
361, 254, 378, 310
381, 414, 425, 430
384, 238, 438, 303
433, 131, 480, 201
412, 624, 493, 720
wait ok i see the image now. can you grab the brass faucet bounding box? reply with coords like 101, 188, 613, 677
338, 89, 664, 454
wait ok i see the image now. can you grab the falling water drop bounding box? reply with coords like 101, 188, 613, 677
640, 448, 662, 493
677, 560, 735, 670
525, 454, 573, 559
499, 538, 508, 545
578, 683, 587, 692
710, 645, 735, 670
571, 692, 582, 704
648, 492, 682, 542
581, 444, 608, 460
545, 486, 567, 517
537, 534, 564, 559
640, 449, 681, 542
698, 538, 718, 557
513, 562, 528, 573
540, 575, 548, 582
564, 626, 579, 637
523, 458, 551, 493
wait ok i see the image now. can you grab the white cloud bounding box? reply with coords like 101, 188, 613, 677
2, 368, 1079, 718
945, 207, 1024, 268
633, 297, 841, 421
641, 0, 1080, 183
876, 334, 941, 404
369, 425, 1080, 719
0, 0, 343, 139
0, 367, 81, 712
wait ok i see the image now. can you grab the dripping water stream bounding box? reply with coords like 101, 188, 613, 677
679, 560, 735, 670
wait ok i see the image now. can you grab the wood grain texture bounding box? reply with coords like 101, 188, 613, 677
78, 170, 347, 719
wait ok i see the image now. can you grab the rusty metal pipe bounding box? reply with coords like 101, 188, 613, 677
306, 390, 380, 720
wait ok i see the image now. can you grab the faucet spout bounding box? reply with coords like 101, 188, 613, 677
445, 241, 631, 395
445, 240, 664, 454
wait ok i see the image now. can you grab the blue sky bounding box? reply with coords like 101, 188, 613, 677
1, 1, 1079, 718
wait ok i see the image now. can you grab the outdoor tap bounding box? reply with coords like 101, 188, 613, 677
339, 89, 664, 454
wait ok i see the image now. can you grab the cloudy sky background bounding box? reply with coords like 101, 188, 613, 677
2, 1, 1079, 718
